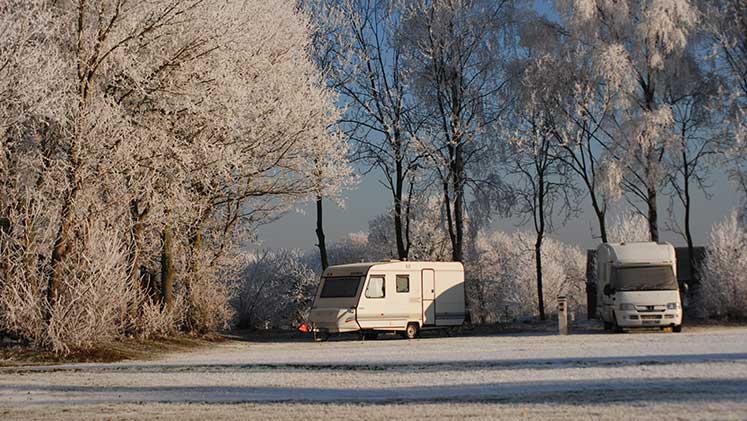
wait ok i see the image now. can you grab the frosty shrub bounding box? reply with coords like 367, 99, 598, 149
700, 211, 747, 319
235, 250, 318, 330
367, 196, 454, 262
0, 194, 52, 346
185, 267, 236, 334
46, 223, 133, 355
136, 297, 184, 340
607, 213, 650, 243
0, 273, 47, 346
467, 231, 586, 323
327, 232, 383, 266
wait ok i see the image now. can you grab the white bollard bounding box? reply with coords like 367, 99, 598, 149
558, 295, 568, 335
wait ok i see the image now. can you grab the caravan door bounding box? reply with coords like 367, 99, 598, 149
422, 269, 435, 325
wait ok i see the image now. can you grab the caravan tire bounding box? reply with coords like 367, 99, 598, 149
363, 332, 378, 340
673, 325, 682, 333
404, 323, 419, 340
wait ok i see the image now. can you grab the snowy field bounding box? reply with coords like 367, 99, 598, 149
1, 326, 747, 420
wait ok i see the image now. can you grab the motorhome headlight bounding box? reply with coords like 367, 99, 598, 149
667, 302, 678, 310
619, 303, 635, 311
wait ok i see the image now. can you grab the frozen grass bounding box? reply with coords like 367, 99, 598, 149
1, 326, 746, 419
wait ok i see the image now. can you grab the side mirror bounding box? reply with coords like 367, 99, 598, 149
603, 284, 614, 296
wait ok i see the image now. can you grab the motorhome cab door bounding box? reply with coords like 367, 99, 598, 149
422, 269, 435, 325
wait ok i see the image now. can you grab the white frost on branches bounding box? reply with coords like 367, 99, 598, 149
0, 0, 350, 353
607, 213, 651, 243
700, 211, 747, 319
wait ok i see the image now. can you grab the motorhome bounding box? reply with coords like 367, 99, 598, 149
596, 242, 682, 332
307, 261, 465, 340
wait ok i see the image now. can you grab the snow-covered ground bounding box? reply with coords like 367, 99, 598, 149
1, 326, 747, 419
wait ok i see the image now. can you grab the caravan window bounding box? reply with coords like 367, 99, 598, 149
396, 275, 409, 293
366, 275, 385, 298
319, 277, 361, 298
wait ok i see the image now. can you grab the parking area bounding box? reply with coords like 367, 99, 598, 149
1, 326, 746, 419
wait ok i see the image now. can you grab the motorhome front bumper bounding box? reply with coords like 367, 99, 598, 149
615, 310, 682, 327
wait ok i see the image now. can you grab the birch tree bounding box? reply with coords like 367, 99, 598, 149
398, 0, 516, 262
699, 0, 747, 207
662, 55, 720, 288
558, 0, 699, 242
306, 0, 423, 261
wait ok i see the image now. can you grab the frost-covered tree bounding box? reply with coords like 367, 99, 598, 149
507, 31, 582, 320
701, 211, 747, 319
557, 0, 699, 242
235, 249, 318, 329
468, 231, 586, 323
607, 213, 650, 243
699, 0, 747, 210
515, 11, 623, 243
662, 56, 720, 287
0, 0, 349, 352
305, 0, 423, 261
397, 0, 517, 263
368, 195, 454, 261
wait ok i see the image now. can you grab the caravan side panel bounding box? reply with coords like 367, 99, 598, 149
434, 267, 465, 326
357, 267, 422, 330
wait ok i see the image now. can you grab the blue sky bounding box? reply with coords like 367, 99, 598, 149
256, 167, 740, 252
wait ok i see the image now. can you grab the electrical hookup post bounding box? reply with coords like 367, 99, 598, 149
557, 295, 568, 335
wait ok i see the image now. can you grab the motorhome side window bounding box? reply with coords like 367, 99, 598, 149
366, 275, 385, 299
396, 275, 409, 293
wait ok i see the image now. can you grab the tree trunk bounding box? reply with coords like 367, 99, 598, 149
48, 147, 81, 306
590, 194, 608, 243
393, 158, 407, 260
536, 169, 547, 321
128, 200, 150, 293
160, 224, 175, 310
315, 196, 328, 270
442, 177, 456, 259
647, 186, 659, 242
535, 236, 545, 321
681, 148, 699, 315
49, 15, 90, 308
451, 144, 464, 263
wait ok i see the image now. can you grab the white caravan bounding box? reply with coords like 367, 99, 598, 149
596, 242, 682, 332
308, 261, 465, 340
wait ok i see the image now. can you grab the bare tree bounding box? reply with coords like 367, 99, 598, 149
662, 54, 720, 293
515, 13, 620, 243
398, 0, 516, 262
306, 0, 423, 260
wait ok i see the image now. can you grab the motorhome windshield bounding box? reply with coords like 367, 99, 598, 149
319, 276, 361, 298
612, 265, 677, 291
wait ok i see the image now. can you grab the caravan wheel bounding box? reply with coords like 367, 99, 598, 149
404, 323, 419, 340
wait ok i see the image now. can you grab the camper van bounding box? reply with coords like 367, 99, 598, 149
596, 242, 682, 332
307, 261, 465, 340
